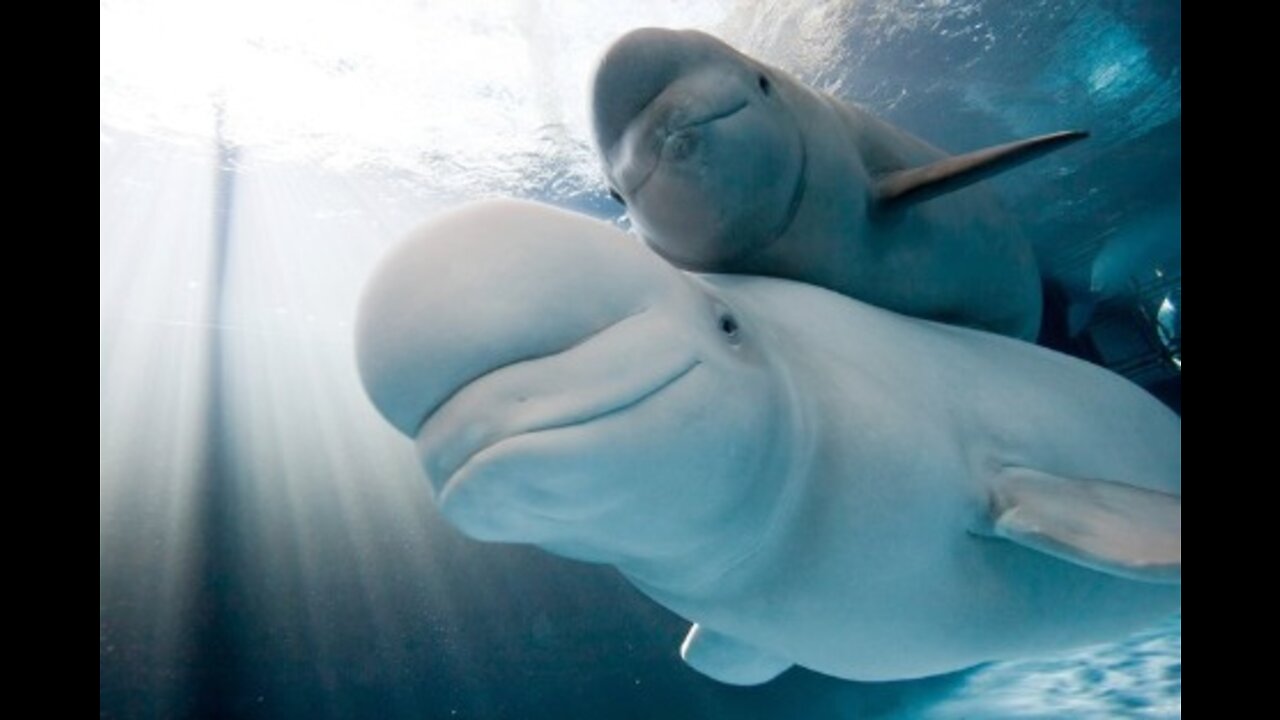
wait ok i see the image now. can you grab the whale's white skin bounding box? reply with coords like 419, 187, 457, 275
356, 200, 1180, 685
591, 28, 1083, 340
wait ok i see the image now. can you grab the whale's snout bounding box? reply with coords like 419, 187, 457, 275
415, 305, 701, 502
355, 200, 735, 541
591, 28, 707, 157
592, 29, 753, 189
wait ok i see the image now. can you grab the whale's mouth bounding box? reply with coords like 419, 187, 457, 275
673, 99, 747, 132
621, 99, 750, 196
432, 358, 701, 503
414, 308, 702, 504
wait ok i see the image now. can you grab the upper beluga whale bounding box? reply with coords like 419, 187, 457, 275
591, 28, 1088, 340
355, 199, 1180, 686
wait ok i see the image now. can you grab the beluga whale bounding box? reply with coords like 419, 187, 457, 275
591, 28, 1088, 340
355, 200, 1180, 686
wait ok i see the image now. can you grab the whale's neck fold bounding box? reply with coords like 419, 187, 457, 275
614, 310, 817, 603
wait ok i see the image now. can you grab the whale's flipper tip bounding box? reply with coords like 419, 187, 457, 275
680, 623, 793, 685
987, 467, 1181, 584
873, 129, 1090, 210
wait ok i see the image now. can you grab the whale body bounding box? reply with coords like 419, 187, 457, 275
591, 28, 1088, 340
355, 200, 1180, 685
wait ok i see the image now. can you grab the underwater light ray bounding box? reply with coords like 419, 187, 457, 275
209, 156, 475, 713
100, 127, 220, 716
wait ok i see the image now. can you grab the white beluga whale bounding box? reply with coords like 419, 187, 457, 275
356, 199, 1180, 685
591, 28, 1088, 340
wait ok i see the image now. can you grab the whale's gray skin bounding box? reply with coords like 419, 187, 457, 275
356, 200, 1180, 686
591, 28, 1088, 340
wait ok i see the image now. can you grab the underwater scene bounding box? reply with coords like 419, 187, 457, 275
100, 1, 1180, 718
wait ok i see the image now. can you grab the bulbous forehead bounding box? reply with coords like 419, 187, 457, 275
355, 199, 712, 434
591, 28, 765, 153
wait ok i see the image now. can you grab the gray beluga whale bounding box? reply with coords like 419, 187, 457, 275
355, 199, 1180, 686
591, 28, 1088, 340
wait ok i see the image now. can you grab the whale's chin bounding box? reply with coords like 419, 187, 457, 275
432, 430, 615, 544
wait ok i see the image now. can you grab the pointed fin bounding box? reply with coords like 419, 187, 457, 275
874, 130, 1088, 208
988, 467, 1180, 584
680, 623, 792, 685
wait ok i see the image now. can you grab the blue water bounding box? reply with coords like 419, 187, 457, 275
100, 1, 1180, 717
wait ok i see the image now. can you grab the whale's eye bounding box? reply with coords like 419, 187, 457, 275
758, 74, 771, 96
608, 188, 626, 206
719, 313, 740, 342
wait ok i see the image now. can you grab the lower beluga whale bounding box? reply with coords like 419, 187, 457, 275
591, 28, 1088, 340
355, 199, 1180, 685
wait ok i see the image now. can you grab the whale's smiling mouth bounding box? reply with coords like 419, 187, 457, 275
431, 358, 701, 502
673, 99, 748, 132
414, 306, 703, 503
